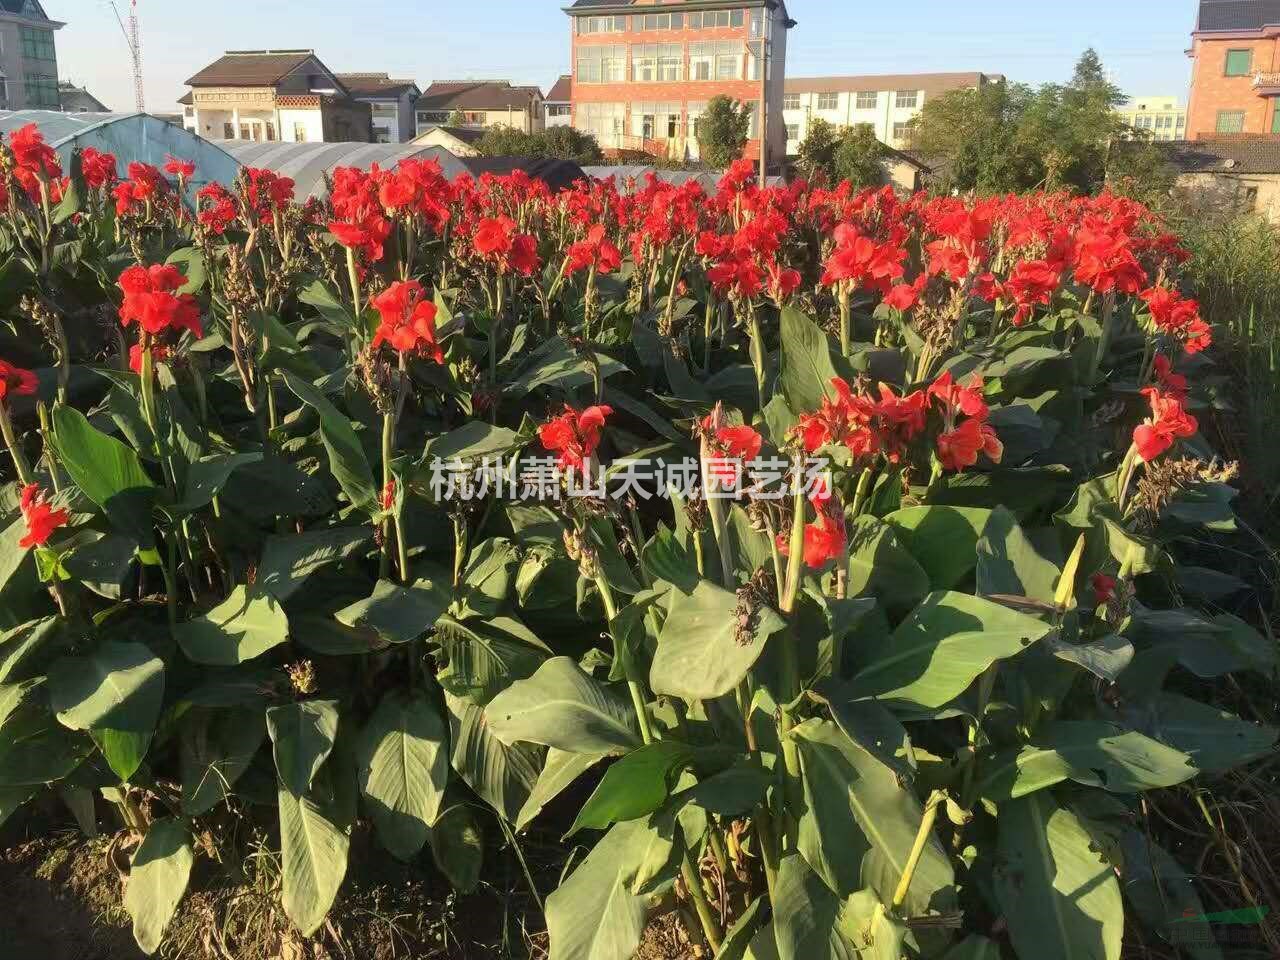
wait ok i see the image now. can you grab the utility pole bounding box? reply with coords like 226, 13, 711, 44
757, 34, 769, 184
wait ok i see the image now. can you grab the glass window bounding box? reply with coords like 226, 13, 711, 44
20, 26, 56, 62
785, 123, 799, 141
855, 91, 878, 109
577, 15, 626, 34
636, 12, 682, 30
1216, 110, 1246, 133
750, 9, 764, 37
895, 90, 919, 109
631, 44, 682, 82
783, 93, 801, 110
731, 9, 744, 27
22, 73, 58, 108
1225, 49, 1253, 76
1176, 115, 1186, 127
630, 101, 681, 139
575, 101, 625, 146
690, 10, 737, 29
266, 122, 276, 141
239, 123, 252, 140
816, 92, 839, 111
690, 41, 743, 81
224, 122, 235, 139
548, 104, 571, 117
294, 122, 307, 142
892, 121, 910, 141
577, 44, 627, 84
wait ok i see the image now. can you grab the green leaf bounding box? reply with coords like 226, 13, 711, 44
282, 370, 377, 513
456, 537, 521, 618
277, 784, 350, 937
772, 854, 857, 960
486, 656, 640, 755
506, 336, 627, 396
423, 421, 524, 462
1122, 692, 1278, 774
848, 591, 1052, 708
844, 517, 931, 617
977, 721, 1197, 801
337, 578, 450, 644
124, 818, 193, 955
792, 720, 954, 915
568, 740, 695, 836
166, 246, 207, 295
885, 506, 992, 590
267, 700, 340, 797
175, 452, 262, 512
179, 706, 267, 815
650, 580, 787, 701
976, 507, 1060, 602
837, 889, 906, 960
63, 533, 138, 599
545, 818, 653, 960
356, 689, 448, 861
447, 693, 541, 823
779, 307, 840, 416
0, 515, 35, 598
436, 614, 550, 706
0, 616, 68, 684
0, 682, 93, 786
256, 526, 371, 603
718, 897, 767, 960
175, 586, 290, 666
517, 749, 608, 830
994, 792, 1124, 960
941, 936, 1002, 960
428, 802, 484, 893
52, 405, 155, 541
1119, 829, 1223, 960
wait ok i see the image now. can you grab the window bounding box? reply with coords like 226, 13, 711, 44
855, 91, 878, 110
183, 105, 194, 117
1155, 115, 1172, 130
816, 92, 839, 111
688, 9, 741, 29
895, 89, 919, 109
782, 94, 801, 110
1225, 49, 1253, 76
577, 44, 626, 84
785, 123, 799, 142
577, 15, 626, 34
239, 122, 252, 140
223, 122, 235, 139
575, 101, 625, 145
418, 110, 449, 124
1216, 110, 1246, 133
1273, 109, 1280, 134
1136, 115, 1153, 129
548, 103, 571, 117
1176, 115, 1186, 128
632, 44, 683, 82
266, 122, 276, 141
22, 73, 57, 108
750, 9, 764, 37
20, 26, 55, 62
631, 101, 681, 139
690, 41, 743, 81
0, 79, 7, 108
635, 12, 682, 31
1240, 185, 1259, 209
294, 123, 308, 142
892, 121, 910, 141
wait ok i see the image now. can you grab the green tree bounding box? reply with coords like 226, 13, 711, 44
697, 96, 751, 168
474, 126, 604, 165
796, 117, 842, 182
474, 125, 540, 157
833, 123, 887, 189
540, 125, 605, 165
447, 108, 467, 127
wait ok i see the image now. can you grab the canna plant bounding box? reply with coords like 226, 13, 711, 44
0, 124, 1272, 960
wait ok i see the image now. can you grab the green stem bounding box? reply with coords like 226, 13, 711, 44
838, 282, 852, 357
452, 514, 468, 588
36, 403, 61, 493
680, 855, 723, 954
346, 247, 362, 328
380, 410, 396, 582
159, 532, 180, 640
0, 398, 35, 487
702, 296, 716, 372
595, 574, 656, 745
1089, 293, 1117, 384
892, 790, 946, 912
747, 303, 767, 410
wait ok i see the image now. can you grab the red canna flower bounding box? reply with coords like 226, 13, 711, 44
370, 280, 445, 361
117, 264, 203, 337
1133, 387, 1198, 462
8, 124, 61, 180
539, 404, 612, 471
163, 155, 196, 181
884, 274, 927, 311
382, 479, 396, 512
566, 224, 623, 276
766, 261, 802, 304
0, 359, 39, 400
18, 484, 69, 549
707, 252, 764, 300
1090, 573, 1117, 606
822, 225, 907, 293
937, 417, 1004, 472
1139, 286, 1212, 355
473, 216, 541, 276
80, 148, 118, 190
1002, 259, 1061, 326
1073, 218, 1147, 295
329, 166, 392, 262
197, 182, 238, 235
1151, 354, 1187, 398
243, 167, 295, 220
928, 371, 989, 421
777, 486, 848, 570
128, 342, 172, 375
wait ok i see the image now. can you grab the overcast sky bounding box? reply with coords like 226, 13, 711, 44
50, 0, 1198, 113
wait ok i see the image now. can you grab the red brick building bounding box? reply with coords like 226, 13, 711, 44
1187, 0, 1280, 139
564, 0, 795, 165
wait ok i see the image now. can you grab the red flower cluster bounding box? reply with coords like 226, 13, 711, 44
196, 183, 238, 235
0, 359, 38, 400
329, 166, 392, 263
129, 342, 172, 375
566, 224, 622, 276
117, 264, 203, 337
3, 124, 66, 208
1000, 260, 1062, 326
164, 155, 196, 182
473, 216, 541, 276
1140, 286, 1212, 354
1152, 354, 1187, 398
370, 281, 445, 361
80, 148, 119, 190
113, 162, 168, 218
378, 158, 451, 231
822, 225, 908, 293
929, 372, 1003, 472
243, 167, 296, 221
777, 480, 848, 570
18, 484, 69, 549
1133, 387, 1198, 462
539, 404, 611, 471
1072, 216, 1147, 295
795, 377, 927, 464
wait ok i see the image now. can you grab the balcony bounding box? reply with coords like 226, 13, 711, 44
1253, 72, 1280, 96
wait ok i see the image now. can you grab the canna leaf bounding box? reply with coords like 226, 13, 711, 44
124, 818, 194, 955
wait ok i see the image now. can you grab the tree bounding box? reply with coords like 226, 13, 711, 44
796, 117, 842, 182
474, 126, 540, 157
447, 108, 467, 127
833, 123, 887, 189
474, 125, 604, 165
697, 96, 751, 168
540, 125, 605, 165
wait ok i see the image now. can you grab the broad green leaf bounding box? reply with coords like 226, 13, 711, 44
545, 818, 653, 960
837, 889, 906, 960
0, 784, 36, 828
267, 700, 340, 797
423, 421, 524, 462
175, 586, 290, 665
356, 689, 448, 860
844, 517, 931, 617
779, 307, 840, 416
166, 246, 206, 295
1119, 829, 1223, 960
506, 336, 627, 396
0, 616, 68, 683
176, 452, 262, 512
179, 706, 267, 815
63, 533, 137, 599
256, 526, 370, 602
336, 578, 450, 644
568, 740, 695, 836
976, 507, 1060, 602
277, 785, 349, 937
792, 719, 954, 915
447, 694, 541, 823
0, 515, 35, 598
517, 748, 608, 830
428, 802, 483, 893
650, 579, 787, 701
978, 721, 1197, 801
124, 818, 193, 955
848, 591, 1052, 708
1123, 692, 1278, 774
436, 614, 550, 706
1047, 634, 1134, 682
60, 784, 97, 837
718, 897, 767, 960
300, 276, 354, 327
456, 538, 521, 618
0, 681, 93, 785
885, 506, 992, 590
772, 854, 857, 960
47, 641, 164, 753
994, 792, 1124, 960
282, 370, 377, 513
941, 937, 1002, 960
52, 405, 155, 541
486, 656, 640, 755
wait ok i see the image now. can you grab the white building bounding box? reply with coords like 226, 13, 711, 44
545, 75, 571, 129
782, 72, 1004, 155
338, 73, 421, 143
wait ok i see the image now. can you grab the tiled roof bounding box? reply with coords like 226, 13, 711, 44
424, 125, 487, 145
0, 0, 51, 18
567, 0, 770, 7
1154, 137, 1280, 174
1196, 0, 1280, 31
418, 81, 542, 111
546, 75, 572, 103
186, 50, 327, 88
784, 72, 1002, 96
337, 73, 420, 99
178, 91, 193, 105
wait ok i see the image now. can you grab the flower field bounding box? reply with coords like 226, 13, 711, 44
0, 123, 1274, 960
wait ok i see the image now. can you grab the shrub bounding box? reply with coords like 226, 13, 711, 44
697, 95, 752, 168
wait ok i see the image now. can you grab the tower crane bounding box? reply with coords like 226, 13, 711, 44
108, 0, 145, 113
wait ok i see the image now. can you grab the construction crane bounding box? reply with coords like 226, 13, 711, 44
107, 0, 145, 113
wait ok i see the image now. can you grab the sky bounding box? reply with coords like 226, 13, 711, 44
50, 0, 1200, 114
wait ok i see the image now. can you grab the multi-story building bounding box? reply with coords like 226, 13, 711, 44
337, 73, 421, 143
545, 75, 572, 128
0, 0, 63, 110
182, 50, 372, 144
414, 81, 544, 136
564, 0, 795, 164
781, 72, 1004, 155
1187, 0, 1280, 139
1115, 96, 1187, 141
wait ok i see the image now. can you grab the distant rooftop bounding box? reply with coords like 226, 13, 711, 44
1196, 0, 1280, 32
546, 75, 572, 104
337, 73, 421, 99
187, 50, 333, 88
417, 81, 543, 111
784, 72, 1003, 96
1153, 137, 1280, 175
